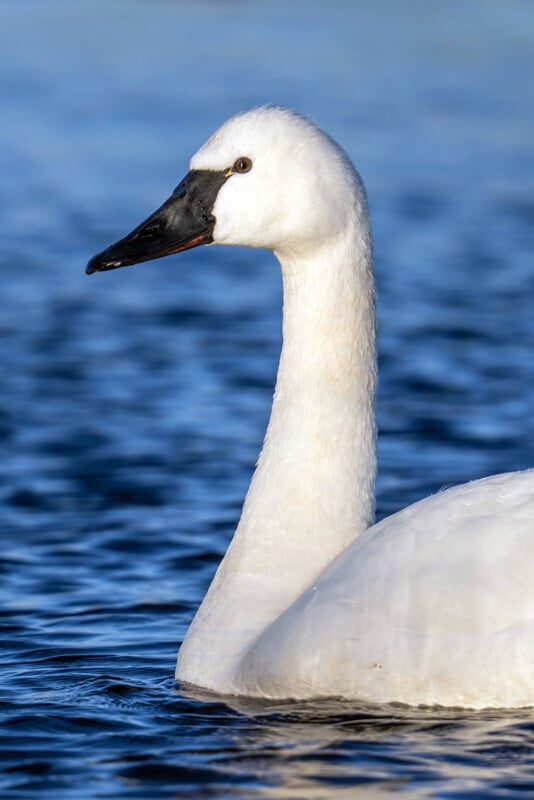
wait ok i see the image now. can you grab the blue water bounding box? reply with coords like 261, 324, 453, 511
2, 0, 534, 796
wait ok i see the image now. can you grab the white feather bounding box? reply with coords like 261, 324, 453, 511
176, 106, 534, 708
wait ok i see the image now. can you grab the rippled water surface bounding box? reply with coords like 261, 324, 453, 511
2, 1, 534, 797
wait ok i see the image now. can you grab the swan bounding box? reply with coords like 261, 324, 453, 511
87, 106, 534, 709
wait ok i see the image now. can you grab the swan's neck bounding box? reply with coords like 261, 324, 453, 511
264, 233, 377, 539
177, 221, 377, 691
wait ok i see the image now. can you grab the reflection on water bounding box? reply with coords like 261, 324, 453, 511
237, 703, 534, 799
2, 0, 534, 797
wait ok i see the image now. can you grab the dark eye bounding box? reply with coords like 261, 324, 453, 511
233, 157, 252, 174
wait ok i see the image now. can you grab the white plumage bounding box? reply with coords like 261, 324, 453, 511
173, 106, 534, 708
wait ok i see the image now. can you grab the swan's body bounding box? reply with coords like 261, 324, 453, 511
88, 106, 534, 708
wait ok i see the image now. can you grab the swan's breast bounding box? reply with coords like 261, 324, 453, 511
233, 470, 534, 707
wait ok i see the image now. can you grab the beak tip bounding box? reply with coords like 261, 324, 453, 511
86, 252, 104, 275
85, 252, 124, 275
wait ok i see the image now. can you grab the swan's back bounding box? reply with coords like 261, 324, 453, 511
235, 470, 534, 707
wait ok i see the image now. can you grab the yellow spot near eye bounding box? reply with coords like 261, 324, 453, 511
225, 169, 234, 177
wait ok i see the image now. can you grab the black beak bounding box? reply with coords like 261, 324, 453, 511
86, 169, 230, 275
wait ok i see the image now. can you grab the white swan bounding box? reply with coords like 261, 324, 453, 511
87, 106, 534, 709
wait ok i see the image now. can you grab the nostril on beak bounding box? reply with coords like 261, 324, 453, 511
139, 223, 165, 239
173, 180, 187, 198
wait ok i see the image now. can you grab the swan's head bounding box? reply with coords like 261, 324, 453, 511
86, 106, 363, 274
